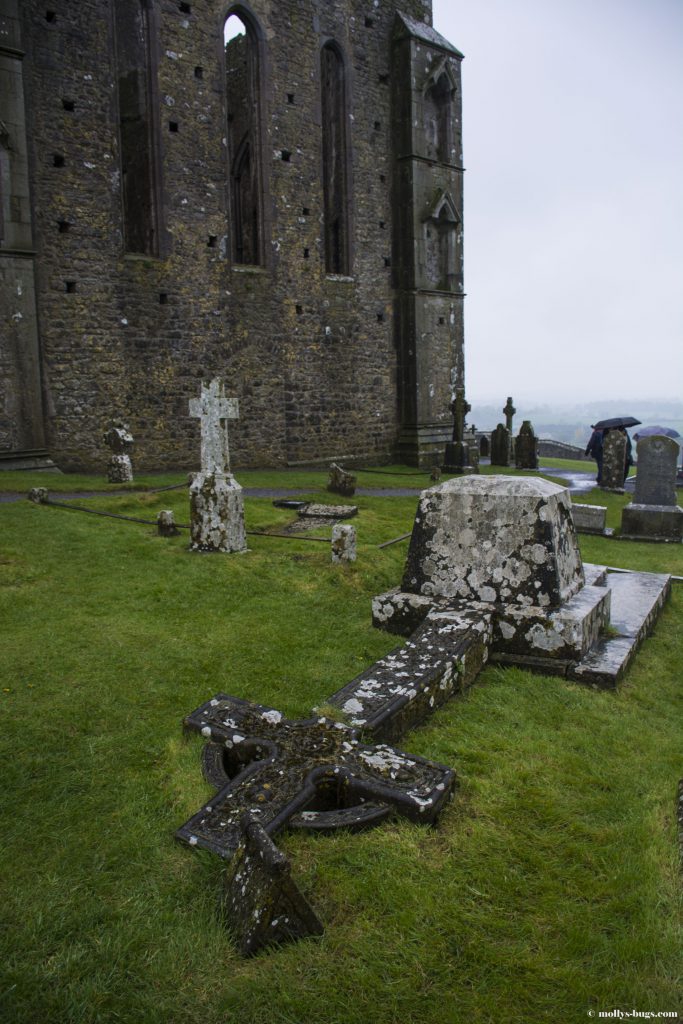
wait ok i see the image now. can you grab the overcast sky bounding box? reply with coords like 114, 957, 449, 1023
431, 0, 683, 404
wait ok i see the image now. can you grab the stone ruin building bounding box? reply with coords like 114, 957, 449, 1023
0, 0, 465, 471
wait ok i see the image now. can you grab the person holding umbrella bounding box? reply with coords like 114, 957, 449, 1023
585, 425, 604, 484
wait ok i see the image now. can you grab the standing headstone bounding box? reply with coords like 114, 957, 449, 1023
331, 524, 356, 563
515, 421, 538, 470
466, 426, 480, 471
28, 487, 48, 504
157, 509, 180, 537
490, 424, 510, 467
327, 463, 356, 497
600, 430, 627, 492
103, 422, 134, 483
188, 378, 247, 553
620, 435, 683, 542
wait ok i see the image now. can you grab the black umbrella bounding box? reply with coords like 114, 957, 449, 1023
592, 416, 641, 430
633, 425, 680, 440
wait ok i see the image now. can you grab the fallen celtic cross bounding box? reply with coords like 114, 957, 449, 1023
177, 473, 671, 956
177, 609, 491, 955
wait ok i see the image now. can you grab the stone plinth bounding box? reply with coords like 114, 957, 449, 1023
572, 503, 608, 534
442, 440, 475, 474
401, 476, 584, 608
189, 472, 247, 553
620, 504, 683, 543
108, 453, 133, 483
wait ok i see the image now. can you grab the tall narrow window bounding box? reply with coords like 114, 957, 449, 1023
321, 43, 349, 275
114, 0, 162, 255
225, 11, 263, 266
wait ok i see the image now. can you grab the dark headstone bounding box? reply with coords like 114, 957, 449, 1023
514, 421, 538, 470
601, 431, 627, 491
327, 462, 356, 497
157, 509, 180, 536
489, 424, 510, 467
633, 435, 678, 506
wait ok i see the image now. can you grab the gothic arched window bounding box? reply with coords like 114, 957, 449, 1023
320, 42, 350, 275
114, 0, 163, 255
225, 10, 264, 266
423, 61, 457, 165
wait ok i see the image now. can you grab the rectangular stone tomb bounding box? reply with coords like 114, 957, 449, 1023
373, 476, 671, 685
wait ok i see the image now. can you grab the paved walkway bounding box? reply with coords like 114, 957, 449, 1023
0, 469, 608, 503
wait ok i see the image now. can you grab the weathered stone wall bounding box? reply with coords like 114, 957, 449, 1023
17, 0, 446, 470
0, 0, 44, 453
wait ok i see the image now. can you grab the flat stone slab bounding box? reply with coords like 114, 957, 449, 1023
298, 503, 358, 519
570, 569, 671, 687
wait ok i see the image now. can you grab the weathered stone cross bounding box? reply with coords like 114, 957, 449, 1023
189, 378, 239, 475
177, 609, 490, 953
177, 692, 456, 859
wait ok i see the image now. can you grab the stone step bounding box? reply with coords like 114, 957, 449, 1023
0, 448, 59, 471
569, 570, 671, 688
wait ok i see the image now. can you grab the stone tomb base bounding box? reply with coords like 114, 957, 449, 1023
189, 471, 247, 553
620, 503, 683, 543
373, 476, 671, 687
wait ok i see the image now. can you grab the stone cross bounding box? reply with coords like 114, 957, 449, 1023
189, 378, 239, 475
177, 693, 455, 859
450, 385, 470, 444
503, 396, 516, 434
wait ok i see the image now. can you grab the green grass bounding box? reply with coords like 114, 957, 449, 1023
1, 471, 681, 1024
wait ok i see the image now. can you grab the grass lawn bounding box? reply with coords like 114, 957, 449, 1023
1, 466, 681, 1024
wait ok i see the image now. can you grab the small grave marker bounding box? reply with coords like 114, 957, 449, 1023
103, 422, 134, 483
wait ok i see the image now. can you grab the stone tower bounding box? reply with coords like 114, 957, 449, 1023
0, 1, 465, 470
